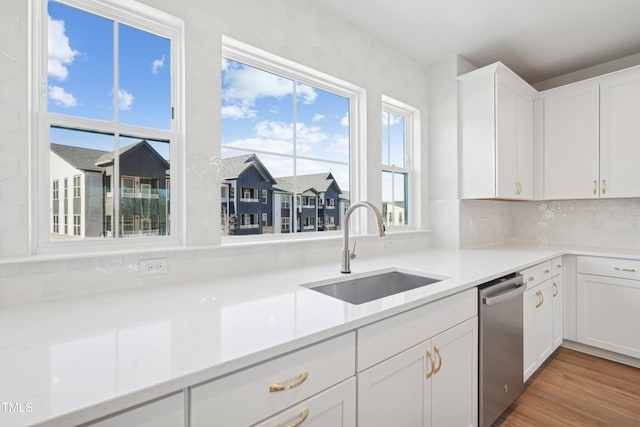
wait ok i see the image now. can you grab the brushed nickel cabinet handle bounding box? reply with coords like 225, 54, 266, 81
426, 348, 435, 379
269, 371, 309, 392
433, 345, 442, 375
275, 408, 309, 427
614, 267, 637, 273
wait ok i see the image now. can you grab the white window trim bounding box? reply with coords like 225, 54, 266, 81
220, 36, 368, 244
381, 95, 421, 231
29, 0, 185, 256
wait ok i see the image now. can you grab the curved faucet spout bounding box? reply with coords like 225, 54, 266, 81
341, 201, 386, 274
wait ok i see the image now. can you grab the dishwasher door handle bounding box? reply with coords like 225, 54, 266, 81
482, 283, 525, 306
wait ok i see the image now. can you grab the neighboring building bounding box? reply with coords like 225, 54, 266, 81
275, 173, 343, 233
221, 154, 277, 236
49, 140, 170, 239
382, 201, 406, 226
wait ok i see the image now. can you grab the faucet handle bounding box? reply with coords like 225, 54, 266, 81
350, 240, 357, 260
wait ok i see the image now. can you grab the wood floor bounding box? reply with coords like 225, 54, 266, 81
495, 348, 640, 427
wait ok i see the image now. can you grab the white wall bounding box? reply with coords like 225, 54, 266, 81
0, 0, 431, 303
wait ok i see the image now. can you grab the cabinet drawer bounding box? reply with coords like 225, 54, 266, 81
551, 256, 563, 276
577, 256, 640, 280
357, 288, 477, 372
88, 393, 184, 427
520, 260, 553, 289
191, 333, 355, 427
253, 378, 355, 427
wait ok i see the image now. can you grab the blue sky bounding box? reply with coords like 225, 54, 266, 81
221, 59, 351, 189
47, 1, 170, 158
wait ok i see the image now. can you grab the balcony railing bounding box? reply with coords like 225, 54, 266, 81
120, 191, 160, 199
239, 224, 259, 229
240, 197, 259, 203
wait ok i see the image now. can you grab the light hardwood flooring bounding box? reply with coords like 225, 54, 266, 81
495, 347, 640, 427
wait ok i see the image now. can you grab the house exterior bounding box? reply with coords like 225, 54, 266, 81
275, 173, 343, 233
221, 154, 277, 236
49, 141, 170, 239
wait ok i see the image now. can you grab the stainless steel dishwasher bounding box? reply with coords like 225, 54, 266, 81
478, 273, 525, 427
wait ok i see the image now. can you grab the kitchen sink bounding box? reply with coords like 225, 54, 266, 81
303, 269, 444, 305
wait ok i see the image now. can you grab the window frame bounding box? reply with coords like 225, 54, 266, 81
220, 36, 367, 244
30, 0, 185, 255
381, 95, 421, 231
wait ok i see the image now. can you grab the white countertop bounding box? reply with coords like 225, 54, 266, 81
2, 243, 639, 426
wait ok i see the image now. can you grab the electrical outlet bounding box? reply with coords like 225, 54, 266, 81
139, 257, 168, 276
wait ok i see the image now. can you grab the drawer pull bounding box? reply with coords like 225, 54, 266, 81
543, 269, 550, 275
527, 276, 535, 282
553, 282, 558, 297
433, 345, 442, 375
275, 408, 309, 427
535, 290, 543, 308
614, 267, 637, 273
426, 348, 435, 379
269, 371, 309, 392
556, 264, 562, 269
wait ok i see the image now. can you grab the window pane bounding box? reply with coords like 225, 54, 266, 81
47, 1, 113, 121
389, 113, 405, 167
393, 172, 408, 225
221, 60, 294, 156
381, 171, 393, 226
49, 127, 114, 239
381, 111, 390, 165
118, 137, 171, 238
295, 83, 350, 163
119, 24, 171, 130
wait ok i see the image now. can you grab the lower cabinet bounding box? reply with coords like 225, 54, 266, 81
87, 392, 184, 427
577, 256, 640, 359
357, 317, 478, 427
254, 378, 355, 427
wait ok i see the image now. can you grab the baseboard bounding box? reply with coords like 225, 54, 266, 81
561, 340, 640, 369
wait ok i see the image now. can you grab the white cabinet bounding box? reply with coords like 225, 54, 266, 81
459, 62, 535, 200
190, 333, 355, 427
88, 392, 184, 427
577, 256, 640, 359
543, 66, 640, 199
357, 289, 478, 427
522, 257, 563, 381
600, 67, 640, 197
254, 378, 355, 427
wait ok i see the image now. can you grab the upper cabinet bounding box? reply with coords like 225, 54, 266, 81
459, 62, 536, 200
543, 66, 640, 199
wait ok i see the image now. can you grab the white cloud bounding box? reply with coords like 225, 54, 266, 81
48, 85, 77, 107
152, 55, 165, 75
326, 136, 350, 157
341, 113, 349, 127
118, 89, 134, 110
296, 123, 327, 145
225, 137, 293, 155
254, 120, 327, 155
383, 112, 403, 126
312, 114, 325, 122
221, 58, 229, 72
256, 120, 294, 140
222, 103, 257, 119
48, 16, 79, 81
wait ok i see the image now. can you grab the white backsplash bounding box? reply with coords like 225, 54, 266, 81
460, 200, 514, 248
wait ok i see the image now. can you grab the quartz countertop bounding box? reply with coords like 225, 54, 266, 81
2, 243, 639, 427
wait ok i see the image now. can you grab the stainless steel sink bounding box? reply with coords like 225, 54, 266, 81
303, 270, 443, 305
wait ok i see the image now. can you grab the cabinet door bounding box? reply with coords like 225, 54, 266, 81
253, 378, 355, 427
523, 280, 553, 381
543, 83, 599, 199
430, 317, 478, 427
600, 68, 640, 198
535, 280, 554, 366
89, 393, 184, 427
551, 275, 563, 350
577, 274, 640, 358
358, 341, 430, 427
496, 74, 533, 200
523, 287, 538, 381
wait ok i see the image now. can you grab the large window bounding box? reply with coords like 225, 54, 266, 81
36, 0, 182, 250
381, 97, 417, 228
220, 38, 361, 239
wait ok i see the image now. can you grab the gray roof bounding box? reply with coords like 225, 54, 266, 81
221, 154, 276, 183
50, 143, 109, 172
275, 173, 342, 195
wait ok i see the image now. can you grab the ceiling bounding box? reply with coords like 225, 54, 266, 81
307, 0, 640, 84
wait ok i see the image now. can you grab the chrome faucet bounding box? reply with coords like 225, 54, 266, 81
341, 201, 386, 273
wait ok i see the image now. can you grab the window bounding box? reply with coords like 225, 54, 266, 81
220, 37, 361, 240
241, 187, 258, 202
52, 214, 59, 233
381, 97, 418, 228
73, 175, 81, 198
281, 217, 290, 231
64, 215, 68, 234
327, 198, 336, 208
35, 0, 183, 250
261, 213, 268, 226
52, 180, 59, 200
